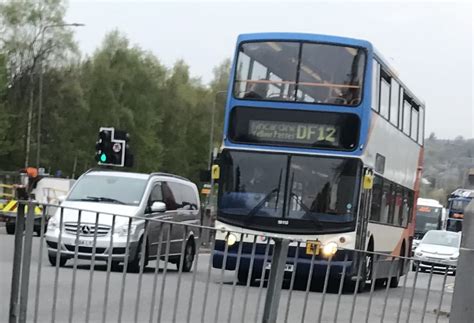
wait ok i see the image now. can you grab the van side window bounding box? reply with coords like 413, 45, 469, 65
149, 183, 163, 204
162, 182, 178, 211
183, 186, 198, 210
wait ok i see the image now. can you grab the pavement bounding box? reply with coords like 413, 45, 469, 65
0, 227, 454, 323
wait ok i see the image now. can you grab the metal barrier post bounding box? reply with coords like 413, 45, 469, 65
451, 201, 474, 322
18, 202, 35, 322
9, 202, 26, 323
262, 238, 289, 323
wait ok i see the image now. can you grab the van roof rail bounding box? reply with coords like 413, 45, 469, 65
150, 172, 191, 182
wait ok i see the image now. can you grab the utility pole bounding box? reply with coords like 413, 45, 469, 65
36, 22, 85, 168
207, 91, 226, 206
450, 201, 474, 322
207, 90, 227, 170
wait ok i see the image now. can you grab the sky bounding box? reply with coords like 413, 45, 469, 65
66, 0, 473, 139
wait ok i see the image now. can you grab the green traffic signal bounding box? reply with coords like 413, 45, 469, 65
100, 153, 107, 162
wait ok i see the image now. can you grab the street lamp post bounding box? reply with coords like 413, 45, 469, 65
36, 22, 85, 168
208, 90, 227, 170
207, 90, 227, 210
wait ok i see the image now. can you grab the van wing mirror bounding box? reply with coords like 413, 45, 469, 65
151, 201, 166, 213
58, 195, 66, 203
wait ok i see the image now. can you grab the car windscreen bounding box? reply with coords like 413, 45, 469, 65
422, 231, 460, 248
67, 175, 147, 206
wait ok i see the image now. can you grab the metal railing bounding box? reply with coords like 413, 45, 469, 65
6, 201, 455, 322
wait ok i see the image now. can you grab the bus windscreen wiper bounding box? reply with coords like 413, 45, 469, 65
289, 192, 323, 228
244, 169, 283, 219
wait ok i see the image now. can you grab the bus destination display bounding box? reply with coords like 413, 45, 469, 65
249, 120, 339, 146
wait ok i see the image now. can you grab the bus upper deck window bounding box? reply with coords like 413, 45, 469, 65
233, 41, 366, 106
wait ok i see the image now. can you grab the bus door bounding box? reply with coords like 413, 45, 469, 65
354, 169, 373, 266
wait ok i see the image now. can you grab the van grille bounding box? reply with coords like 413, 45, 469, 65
64, 222, 111, 237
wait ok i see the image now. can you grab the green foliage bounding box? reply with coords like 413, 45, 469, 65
421, 136, 474, 204
0, 0, 231, 182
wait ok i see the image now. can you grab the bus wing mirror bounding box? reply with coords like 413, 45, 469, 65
212, 164, 220, 180
363, 173, 374, 190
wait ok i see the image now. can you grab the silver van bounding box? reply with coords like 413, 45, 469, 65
45, 170, 200, 272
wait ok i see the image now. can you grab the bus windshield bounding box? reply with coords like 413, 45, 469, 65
450, 199, 470, 212
415, 206, 442, 234
218, 150, 361, 234
233, 41, 366, 106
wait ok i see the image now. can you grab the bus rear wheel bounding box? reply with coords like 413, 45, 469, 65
237, 267, 255, 285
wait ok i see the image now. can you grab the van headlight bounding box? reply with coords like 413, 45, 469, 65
322, 242, 338, 257
415, 251, 423, 257
449, 253, 459, 260
47, 216, 58, 231
115, 223, 138, 237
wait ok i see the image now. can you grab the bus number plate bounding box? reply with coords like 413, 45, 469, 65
306, 240, 320, 256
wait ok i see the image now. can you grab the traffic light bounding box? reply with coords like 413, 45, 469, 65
95, 127, 133, 167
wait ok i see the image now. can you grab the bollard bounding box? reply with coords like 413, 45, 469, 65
262, 238, 289, 323
450, 201, 474, 322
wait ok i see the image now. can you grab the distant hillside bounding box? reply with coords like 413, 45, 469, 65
421, 135, 474, 204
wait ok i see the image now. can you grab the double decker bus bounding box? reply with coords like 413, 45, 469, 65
212, 33, 425, 290
446, 188, 474, 232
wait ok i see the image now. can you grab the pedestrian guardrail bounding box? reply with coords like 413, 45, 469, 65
6, 201, 455, 322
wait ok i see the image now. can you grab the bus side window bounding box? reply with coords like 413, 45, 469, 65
370, 176, 383, 222
393, 186, 402, 226
380, 180, 391, 224
406, 190, 414, 226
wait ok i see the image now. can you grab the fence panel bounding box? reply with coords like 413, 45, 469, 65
4, 202, 455, 322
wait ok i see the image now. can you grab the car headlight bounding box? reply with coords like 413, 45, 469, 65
415, 251, 423, 257
449, 253, 459, 260
321, 242, 338, 257
47, 216, 58, 231
114, 223, 138, 237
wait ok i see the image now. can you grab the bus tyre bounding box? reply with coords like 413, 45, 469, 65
237, 267, 255, 285
5, 222, 15, 235
48, 253, 67, 267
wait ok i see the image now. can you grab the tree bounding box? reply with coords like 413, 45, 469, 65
0, 0, 77, 169
80, 31, 167, 174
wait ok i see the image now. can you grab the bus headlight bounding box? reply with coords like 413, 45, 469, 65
322, 242, 338, 257
226, 233, 237, 246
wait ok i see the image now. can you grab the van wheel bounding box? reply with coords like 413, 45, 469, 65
128, 239, 149, 273
48, 253, 67, 267
5, 222, 15, 235
177, 239, 195, 272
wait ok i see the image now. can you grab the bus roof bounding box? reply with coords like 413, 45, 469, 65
237, 32, 373, 51
373, 48, 425, 107
417, 198, 443, 208
450, 188, 474, 199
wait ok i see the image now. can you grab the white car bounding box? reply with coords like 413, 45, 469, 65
45, 170, 200, 273
413, 230, 461, 275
